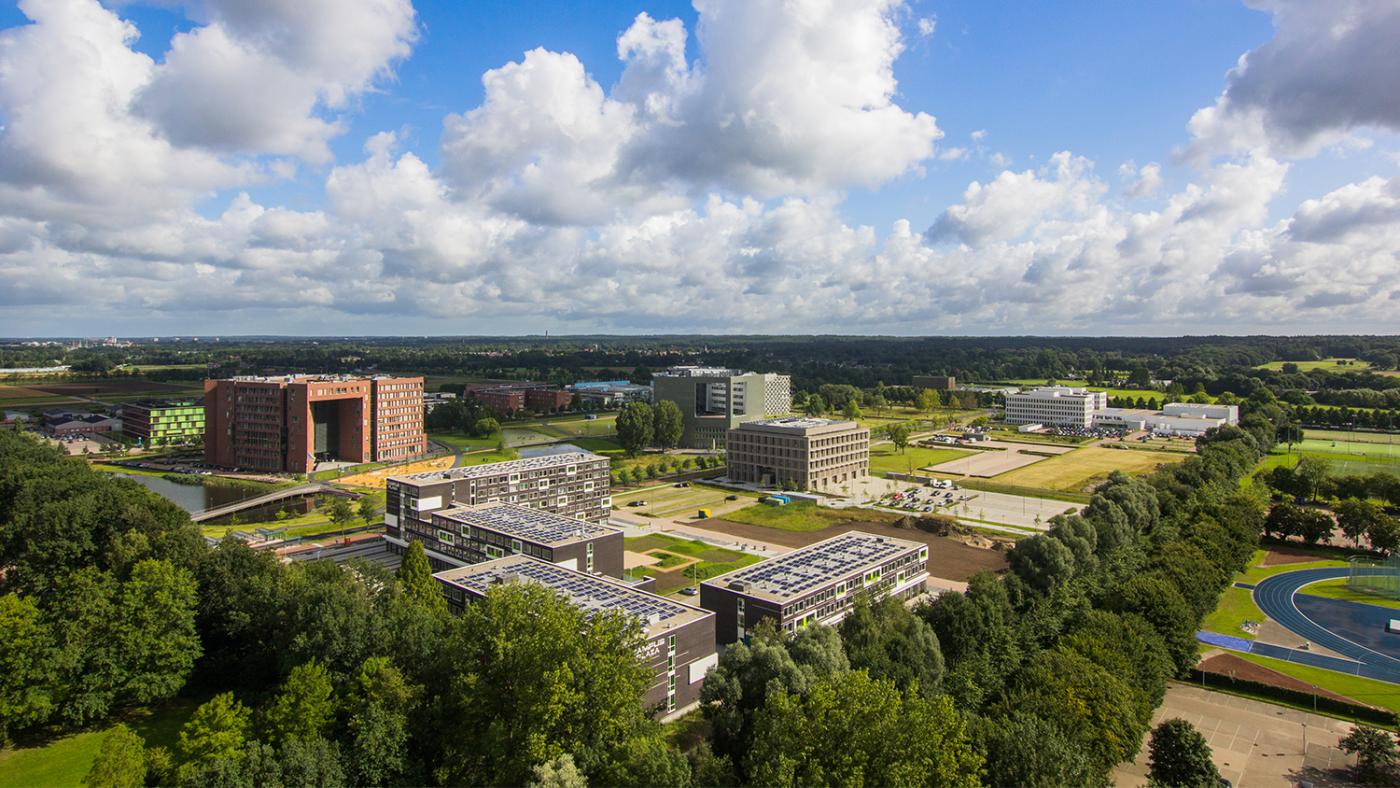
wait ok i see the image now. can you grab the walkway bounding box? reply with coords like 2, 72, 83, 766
1251, 567, 1400, 684
191, 482, 341, 523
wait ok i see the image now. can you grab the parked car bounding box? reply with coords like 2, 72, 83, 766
680, 587, 698, 596
725, 494, 739, 501
627, 500, 647, 507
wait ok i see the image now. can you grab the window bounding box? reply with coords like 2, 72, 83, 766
511, 538, 522, 554
459, 525, 472, 539
436, 530, 456, 546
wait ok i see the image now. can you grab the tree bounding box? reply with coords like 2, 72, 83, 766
177, 692, 252, 771
0, 593, 54, 742
433, 582, 652, 786
529, 754, 587, 788
838, 596, 944, 694
1339, 499, 1390, 547
265, 660, 336, 743
616, 402, 654, 456
1148, 718, 1221, 788
746, 671, 983, 787
116, 560, 201, 706
975, 712, 1096, 788
870, 392, 887, 416
842, 399, 862, 420
1007, 535, 1076, 594
325, 497, 354, 528
1342, 725, 1400, 784
803, 394, 826, 417
396, 540, 448, 613
652, 400, 683, 450
918, 388, 941, 415
84, 724, 147, 788
357, 495, 378, 524
1370, 517, 1400, 555
1294, 456, 1331, 501
888, 423, 911, 453
347, 657, 416, 787
473, 416, 501, 437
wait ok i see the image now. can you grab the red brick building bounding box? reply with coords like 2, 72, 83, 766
204, 375, 426, 473
474, 388, 526, 415
525, 387, 573, 412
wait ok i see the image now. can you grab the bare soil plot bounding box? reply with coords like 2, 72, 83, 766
1263, 546, 1345, 566
692, 517, 1007, 581
1199, 653, 1361, 705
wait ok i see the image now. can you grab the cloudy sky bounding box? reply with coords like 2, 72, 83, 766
0, 0, 1397, 337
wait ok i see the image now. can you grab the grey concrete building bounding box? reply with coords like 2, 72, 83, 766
435, 555, 717, 716
651, 366, 791, 449
416, 502, 624, 576
384, 452, 612, 567
700, 531, 929, 645
725, 417, 869, 491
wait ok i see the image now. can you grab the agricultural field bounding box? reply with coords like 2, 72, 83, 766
1256, 358, 1371, 372
868, 444, 975, 477
622, 533, 763, 594
612, 483, 755, 519
722, 499, 900, 532
993, 446, 1185, 493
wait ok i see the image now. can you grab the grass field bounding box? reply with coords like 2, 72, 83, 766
429, 430, 502, 450
868, 445, 975, 477
529, 414, 617, 438
1201, 586, 1264, 640
722, 500, 898, 532
1263, 447, 1400, 478
1307, 429, 1400, 446
623, 533, 763, 592
1237, 559, 1349, 586
613, 483, 755, 518
0, 697, 200, 788
1231, 652, 1400, 714
1257, 358, 1371, 372
993, 446, 1185, 493
455, 448, 520, 467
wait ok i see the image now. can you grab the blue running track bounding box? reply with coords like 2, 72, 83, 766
1250, 567, 1400, 684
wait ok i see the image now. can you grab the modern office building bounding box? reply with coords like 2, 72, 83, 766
122, 399, 205, 446
1003, 386, 1108, 427
912, 375, 957, 390
651, 366, 791, 449
570, 381, 653, 407
203, 375, 426, 473
700, 531, 929, 645
435, 555, 716, 716
525, 388, 573, 412
1091, 401, 1240, 437
397, 501, 624, 575
725, 417, 870, 491
385, 452, 612, 558
43, 411, 121, 436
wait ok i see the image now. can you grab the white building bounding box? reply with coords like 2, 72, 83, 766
1162, 402, 1239, 425
1092, 405, 1234, 437
1004, 386, 1108, 427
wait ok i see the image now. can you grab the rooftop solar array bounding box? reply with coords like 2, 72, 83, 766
704, 532, 922, 600
394, 451, 604, 484
437, 555, 707, 635
435, 502, 617, 546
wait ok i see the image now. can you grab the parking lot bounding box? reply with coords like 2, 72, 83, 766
44, 433, 116, 456
874, 482, 1080, 530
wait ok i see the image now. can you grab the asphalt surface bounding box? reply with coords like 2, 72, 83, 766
1252, 567, 1400, 684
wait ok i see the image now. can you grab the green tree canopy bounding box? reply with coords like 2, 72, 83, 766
652, 400, 683, 451
264, 660, 336, 743
0, 593, 54, 742
838, 595, 944, 694
1148, 718, 1221, 788
616, 402, 655, 456
396, 540, 447, 614
177, 692, 252, 771
84, 724, 147, 788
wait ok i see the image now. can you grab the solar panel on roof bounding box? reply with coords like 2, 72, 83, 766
436, 503, 614, 545
708, 533, 918, 598
448, 558, 695, 624
396, 452, 605, 484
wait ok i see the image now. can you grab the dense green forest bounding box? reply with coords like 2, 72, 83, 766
0, 376, 1286, 785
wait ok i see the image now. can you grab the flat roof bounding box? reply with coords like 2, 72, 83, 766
435, 555, 710, 638
390, 451, 606, 485
218, 374, 419, 384
702, 531, 925, 602
433, 502, 619, 547
735, 416, 861, 434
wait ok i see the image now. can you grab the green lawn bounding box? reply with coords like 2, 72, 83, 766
1298, 578, 1400, 610
1237, 558, 1349, 586
622, 534, 763, 592
429, 430, 502, 450
1201, 586, 1264, 640
722, 500, 895, 532
1232, 652, 1400, 714
1262, 448, 1399, 478
613, 483, 753, 519
1257, 358, 1371, 372
868, 445, 975, 477
0, 698, 199, 788
1307, 429, 1400, 446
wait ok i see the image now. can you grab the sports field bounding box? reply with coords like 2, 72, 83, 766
868, 445, 974, 477
993, 446, 1185, 492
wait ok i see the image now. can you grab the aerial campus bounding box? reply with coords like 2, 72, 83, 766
5, 1, 1400, 786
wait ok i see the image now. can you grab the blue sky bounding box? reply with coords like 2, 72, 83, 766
0, 0, 1397, 336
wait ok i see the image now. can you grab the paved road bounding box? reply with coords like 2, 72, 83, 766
1252, 567, 1400, 683
192, 482, 336, 522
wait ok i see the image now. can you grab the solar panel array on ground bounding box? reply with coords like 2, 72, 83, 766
436, 502, 616, 546
438, 555, 706, 633
707, 532, 920, 600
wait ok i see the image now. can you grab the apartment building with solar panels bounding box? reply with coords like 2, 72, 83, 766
700, 531, 929, 644
384, 452, 612, 565
434, 555, 717, 716
396, 501, 624, 576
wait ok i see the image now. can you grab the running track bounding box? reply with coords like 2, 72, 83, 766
1249, 567, 1400, 684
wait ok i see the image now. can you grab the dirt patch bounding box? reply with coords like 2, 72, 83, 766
624, 550, 661, 569
1198, 653, 1362, 705
337, 455, 455, 489
1262, 546, 1341, 566
696, 517, 1007, 582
